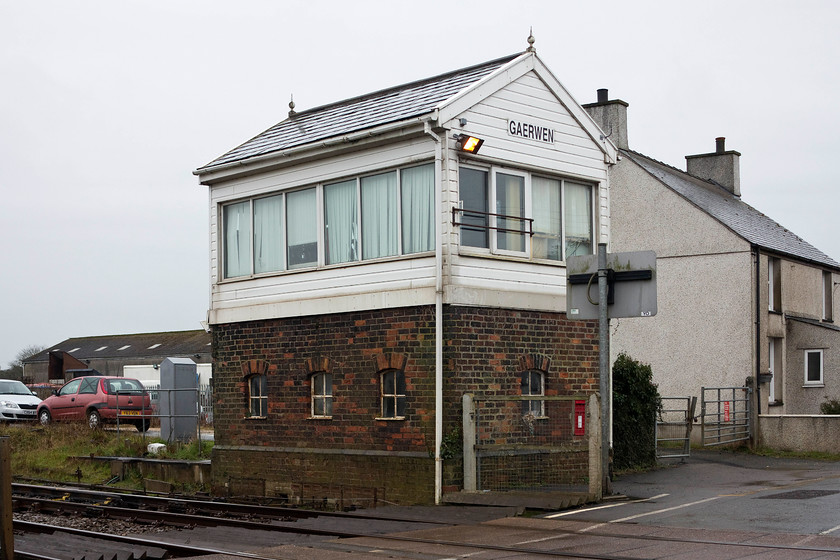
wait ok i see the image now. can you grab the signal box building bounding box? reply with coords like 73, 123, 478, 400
195, 44, 617, 504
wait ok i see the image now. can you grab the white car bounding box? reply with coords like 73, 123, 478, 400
0, 380, 41, 421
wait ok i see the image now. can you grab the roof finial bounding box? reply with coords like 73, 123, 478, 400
526, 28, 536, 53
288, 94, 296, 118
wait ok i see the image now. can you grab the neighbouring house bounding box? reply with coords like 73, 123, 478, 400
23, 330, 213, 386
584, 90, 840, 420
194, 41, 617, 505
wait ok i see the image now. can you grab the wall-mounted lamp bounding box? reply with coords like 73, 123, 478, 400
456, 134, 484, 154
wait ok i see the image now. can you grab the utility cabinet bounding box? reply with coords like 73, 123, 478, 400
159, 357, 198, 442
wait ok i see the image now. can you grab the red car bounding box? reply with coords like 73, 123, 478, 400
37, 376, 152, 432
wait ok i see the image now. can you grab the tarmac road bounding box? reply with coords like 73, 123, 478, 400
547, 449, 840, 536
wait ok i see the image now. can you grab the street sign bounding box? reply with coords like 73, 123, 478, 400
567, 250, 657, 320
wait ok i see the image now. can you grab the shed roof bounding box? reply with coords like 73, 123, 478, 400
24, 330, 212, 364
624, 150, 840, 270
196, 53, 522, 173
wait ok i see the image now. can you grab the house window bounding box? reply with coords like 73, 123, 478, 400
247, 374, 268, 417
521, 370, 545, 418
458, 166, 593, 261
768, 338, 783, 404
220, 163, 433, 279
769, 257, 781, 312
823, 271, 833, 321
380, 369, 406, 419
311, 372, 333, 418
804, 349, 823, 386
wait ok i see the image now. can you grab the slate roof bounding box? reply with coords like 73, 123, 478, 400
23, 330, 212, 364
196, 53, 522, 173
624, 150, 840, 270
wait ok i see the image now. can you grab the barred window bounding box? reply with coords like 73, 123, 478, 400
380, 369, 406, 419
521, 370, 545, 418
247, 374, 268, 417
311, 372, 333, 418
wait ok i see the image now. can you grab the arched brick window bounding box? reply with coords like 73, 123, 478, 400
519, 354, 550, 418
380, 369, 406, 419
373, 353, 407, 420
242, 360, 268, 418
305, 357, 333, 419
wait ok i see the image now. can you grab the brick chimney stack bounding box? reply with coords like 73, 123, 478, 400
685, 137, 741, 197
582, 89, 629, 150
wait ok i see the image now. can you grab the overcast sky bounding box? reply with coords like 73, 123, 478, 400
2, 1, 839, 368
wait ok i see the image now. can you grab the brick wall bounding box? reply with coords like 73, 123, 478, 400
210, 304, 598, 504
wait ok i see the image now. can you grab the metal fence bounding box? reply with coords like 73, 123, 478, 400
146, 383, 213, 425
656, 396, 697, 459
701, 386, 751, 447
464, 394, 591, 492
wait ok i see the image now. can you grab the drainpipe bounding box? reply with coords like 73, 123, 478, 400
753, 247, 761, 443
424, 120, 444, 504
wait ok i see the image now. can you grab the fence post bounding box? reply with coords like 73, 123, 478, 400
588, 393, 602, 499
1, 437, 13, 560
462, 394, 476, 492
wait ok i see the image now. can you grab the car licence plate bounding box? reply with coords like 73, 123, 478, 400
119, 410, 141, 416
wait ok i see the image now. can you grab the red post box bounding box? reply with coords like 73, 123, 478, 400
574, 400, 586, 436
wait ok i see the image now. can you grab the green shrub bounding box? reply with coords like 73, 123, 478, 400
612, 353, 661, 471
820, 398, 840, 415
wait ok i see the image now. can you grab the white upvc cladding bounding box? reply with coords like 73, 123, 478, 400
442, 70, 609, 312
206, 70, 611, 325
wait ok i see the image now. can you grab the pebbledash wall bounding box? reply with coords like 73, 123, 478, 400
210, 305, 598, 504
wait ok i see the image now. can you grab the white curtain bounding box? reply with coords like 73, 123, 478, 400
223, 201, 251, 278
253, 195, 284, 273
564, 182, 593, 258
324, 180, 358, 264
532, 177, 562, 260
401, 164, 434, 254
286, 188, 318, 268
495, 172, 525, 252
361, 171, 398, 259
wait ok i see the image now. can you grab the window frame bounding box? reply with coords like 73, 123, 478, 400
521, 370, 546, 418
457, 164, 595, 262
310, 372, 333, 419
379, 369, 406, 420
804, 349, 824, 387
247, 374, 268, 418
219, 162, 434, 281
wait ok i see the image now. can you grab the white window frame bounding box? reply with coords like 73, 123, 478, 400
247, 374, 268, 418
457, 165, 595, 262
310, 372, 333, 419
379, 369, 406, 420
218, 163, 435, 281
491, 168, 531, 258
521, 370, 546, 419
804, 349, 824, 387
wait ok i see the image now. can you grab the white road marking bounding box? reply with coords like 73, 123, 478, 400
544, 493, 669, 519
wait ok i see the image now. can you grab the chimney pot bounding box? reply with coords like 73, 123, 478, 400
597, 88, 609, 104
716, 137, 726, 153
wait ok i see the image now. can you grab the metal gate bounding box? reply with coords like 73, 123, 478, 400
701, 386, 751, 447
656, 396, 697, 459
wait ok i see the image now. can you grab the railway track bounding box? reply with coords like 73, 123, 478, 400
12, 482, 840, 560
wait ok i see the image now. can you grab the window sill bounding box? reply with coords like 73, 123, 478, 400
803, 384, 825, 388
244, 415, 268, 420
218, 251, 435, 284
458, 247, 569, 266
375, 417, 406, 421
308, 416, 332, 420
